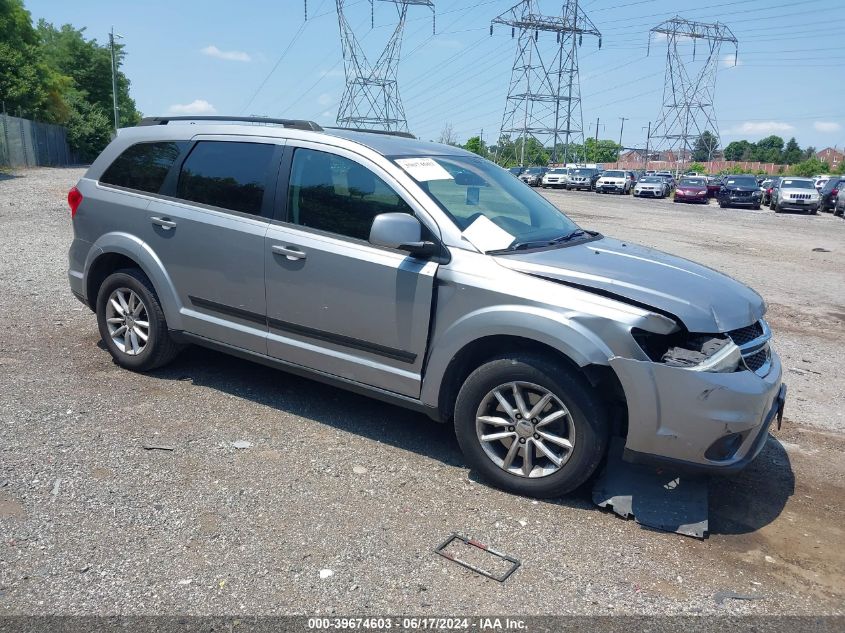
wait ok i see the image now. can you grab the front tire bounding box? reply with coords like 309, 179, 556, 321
96, 268, 181, 371
454, 354, 609, 498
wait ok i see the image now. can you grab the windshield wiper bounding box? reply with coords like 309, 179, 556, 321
492, 229, 596, 253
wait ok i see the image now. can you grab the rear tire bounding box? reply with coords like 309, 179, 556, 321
96, 268, 181, 372
454, 354, 609, 498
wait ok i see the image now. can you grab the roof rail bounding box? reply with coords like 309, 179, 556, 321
326, 126, 416, 139
137, 116, 323, 131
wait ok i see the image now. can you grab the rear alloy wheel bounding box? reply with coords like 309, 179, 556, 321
96, 268, 181, 371
454, 355, 608, 498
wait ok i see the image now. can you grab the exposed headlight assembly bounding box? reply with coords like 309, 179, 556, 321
632, 329, 741, 373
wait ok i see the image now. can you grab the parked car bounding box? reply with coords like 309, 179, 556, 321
508, 166, 525, 177
632, 176, 669, 198
760, 177, 780, 206
814, 176, 830, 191
541, 167, 569, 189
770, 177, 820, 214
520, 167, 548, 187
624, 171, 638, 191
706, 176, 723, 198
835, 189, 845, 217
655, 172, 676, 190
595, 170, 631, 194
819, 176, 845, 212
67, 115, 785, 498
566, 167, 598, 191
674, 176, 709, 203
717, 174, 762, 209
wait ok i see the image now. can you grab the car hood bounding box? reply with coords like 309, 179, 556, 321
678, 185, 707, 192
495, 237, 765, 333
724, 186, 759, 192
781, 188, 817, 194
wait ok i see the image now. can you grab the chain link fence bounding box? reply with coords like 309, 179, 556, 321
0, 114, 76, 168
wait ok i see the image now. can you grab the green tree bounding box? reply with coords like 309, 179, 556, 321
692, 131, 718, 162
723, 140, 754, 161
788, 158, 829, 177
782, 137, 802, 164
463, 136, 486, 157
38, 21, 141, 128
583, 138, 622, 163
0, 0, 66, 121
752, 135, 784, 163
687, 162, 706, 174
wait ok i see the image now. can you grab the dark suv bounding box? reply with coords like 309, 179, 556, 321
820, 176, 845, 212
717, 175, 762, 209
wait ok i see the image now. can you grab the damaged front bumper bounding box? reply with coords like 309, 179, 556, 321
609, 350, 785, 474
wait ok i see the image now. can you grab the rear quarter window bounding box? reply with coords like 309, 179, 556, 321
100, 141, 187, 193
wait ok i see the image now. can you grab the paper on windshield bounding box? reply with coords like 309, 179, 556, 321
461, 215, 515, 252
395, 157, 453, 182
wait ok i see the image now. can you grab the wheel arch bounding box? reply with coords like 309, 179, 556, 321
85, 234, 184, 329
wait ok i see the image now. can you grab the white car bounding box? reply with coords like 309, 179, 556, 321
633, 176, 670, 198
595, 170, 631, 194
541, 168, 569, 189
814, 176, 830, 191
771, 177, 821, 214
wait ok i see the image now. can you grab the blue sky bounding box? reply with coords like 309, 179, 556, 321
24, 0, 845, 152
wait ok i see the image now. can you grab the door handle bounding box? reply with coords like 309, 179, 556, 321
272, 244, 307, 260
150, 216, 177, 229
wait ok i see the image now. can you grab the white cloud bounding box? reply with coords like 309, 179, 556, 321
814, 121, 842, 133
168, 99, 217, 115
728, 121, 794, 136
200, 45, 251, 62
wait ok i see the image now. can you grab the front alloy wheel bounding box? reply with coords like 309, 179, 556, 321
475, 381, 575, 478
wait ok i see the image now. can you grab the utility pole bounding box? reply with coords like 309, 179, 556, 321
594, 116, 599, 163
643, 121, 651, 170
618, 116, 628, 163
109, 27, 123, 133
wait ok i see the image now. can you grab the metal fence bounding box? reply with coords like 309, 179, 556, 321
0, 114, 75, 168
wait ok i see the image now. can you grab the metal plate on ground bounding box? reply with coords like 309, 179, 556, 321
592, 438, 709, 538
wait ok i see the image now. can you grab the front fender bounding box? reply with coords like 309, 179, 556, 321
420, 305, 614, 407
87, 232, 184, 330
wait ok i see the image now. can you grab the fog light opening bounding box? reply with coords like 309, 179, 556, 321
705, 432, 746, 461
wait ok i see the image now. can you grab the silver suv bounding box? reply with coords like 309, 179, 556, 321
67, 116, 786, 498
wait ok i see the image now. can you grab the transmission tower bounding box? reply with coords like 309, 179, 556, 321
330, 0, 434, 132
648, 16, 737, 171
492, 0, 601, 167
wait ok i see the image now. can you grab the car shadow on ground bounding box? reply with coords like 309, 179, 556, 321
707, 436, 794, 535
144, 345, 795, 528
0, 171, 20, 182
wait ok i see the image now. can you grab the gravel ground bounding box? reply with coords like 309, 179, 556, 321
1, 168, 843, 616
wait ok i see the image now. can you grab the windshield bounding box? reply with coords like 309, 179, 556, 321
602, 170, 624, 178
679, 177, 706, 186
639, 177, 662, 183
780, 179, 815, 189
524, 167, 545, 174
548, 168, 567, 174
392, 155, 581, 252
724, 176, 758, 188
571, 168, 593, 176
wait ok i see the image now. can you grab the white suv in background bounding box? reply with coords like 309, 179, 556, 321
541, 168, 569, 189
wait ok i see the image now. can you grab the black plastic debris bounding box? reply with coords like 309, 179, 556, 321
592, 438, 709, 539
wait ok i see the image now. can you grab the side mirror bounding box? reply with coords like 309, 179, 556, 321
369, 213, 437, 258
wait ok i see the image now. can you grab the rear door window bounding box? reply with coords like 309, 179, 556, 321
176, 141, 276, 216
100, 141, 187, 193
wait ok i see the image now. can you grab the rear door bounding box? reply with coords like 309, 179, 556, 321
143, 136, 283, 353
263, 143, 438, 398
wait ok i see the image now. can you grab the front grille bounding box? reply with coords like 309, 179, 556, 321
727, 321, 764, 346
789, 193, 811, 200
743, 349, 768, 372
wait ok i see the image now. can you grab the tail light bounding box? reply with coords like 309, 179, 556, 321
68, 186, 82, 218
833, 189, 839, 197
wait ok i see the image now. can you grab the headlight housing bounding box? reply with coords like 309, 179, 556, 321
632, 329, 742, 373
